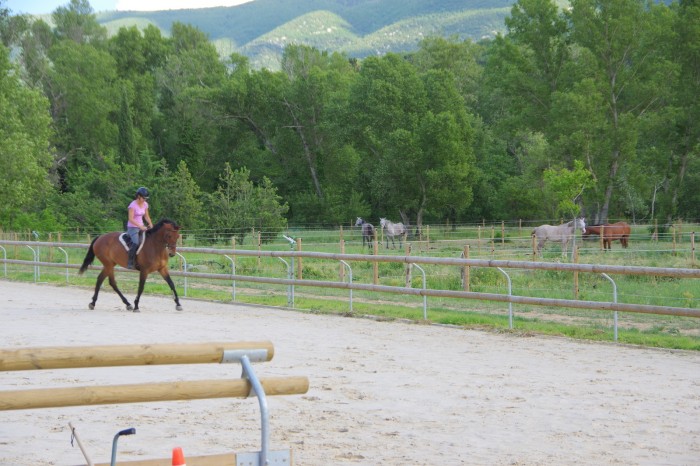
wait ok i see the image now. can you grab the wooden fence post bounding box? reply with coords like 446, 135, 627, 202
532, 233, 537, 260
373, 230, 378, 285
404, 243, 412, 288
462, 245, 470, 292
296, 238, 302, 280
574, 247, 580, 300
691, 232, 696, 266
339, 239, 345, 282
477, 225, 482, 253
600, 224, 605, 251
501, 221, 505, 246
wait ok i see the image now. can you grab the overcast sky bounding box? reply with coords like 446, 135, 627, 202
6, 0, 253, 15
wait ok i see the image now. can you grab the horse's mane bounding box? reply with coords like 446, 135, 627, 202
146, 218, 179, 237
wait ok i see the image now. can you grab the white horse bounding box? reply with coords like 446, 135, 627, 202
379, 218, 407, 249
532, 218, 586, 256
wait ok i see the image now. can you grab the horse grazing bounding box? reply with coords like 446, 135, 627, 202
532, 218, 586, 256
78, 219, 182, 312
355, 217, 375, 248
379, 217, 407, 249
582, 222, 631, 250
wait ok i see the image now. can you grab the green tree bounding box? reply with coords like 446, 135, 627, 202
52, 0, 106, 45
0, 45, 55, 228
157, 160, 205, 230
568, 0, 673, 222
542, 160, 595, 218
48, 40, 118, 170
209, 163, 288, 244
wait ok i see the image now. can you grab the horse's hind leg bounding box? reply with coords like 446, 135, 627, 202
88, 271, 108, 310
106, 273, 133, 310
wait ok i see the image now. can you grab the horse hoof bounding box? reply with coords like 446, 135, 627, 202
176, 305, 183, 311
126, 304, 133, 311
133, 308, 140, 313
88, 303, 94, 310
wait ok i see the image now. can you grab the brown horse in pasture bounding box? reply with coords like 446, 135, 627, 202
78, 219, 182, 312
582, 222, 631, 250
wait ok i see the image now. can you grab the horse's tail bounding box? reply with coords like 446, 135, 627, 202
78, 237, 99, 275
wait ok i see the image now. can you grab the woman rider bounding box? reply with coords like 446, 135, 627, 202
126, 187, 153, 269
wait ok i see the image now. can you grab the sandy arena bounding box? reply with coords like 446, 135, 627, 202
0, 280, 699, 465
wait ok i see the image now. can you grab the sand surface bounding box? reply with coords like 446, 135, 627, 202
0, 280, 699, 465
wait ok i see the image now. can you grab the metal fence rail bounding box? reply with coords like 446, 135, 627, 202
1, 240, 699, 326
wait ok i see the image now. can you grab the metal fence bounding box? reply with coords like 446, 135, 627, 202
1, 239, 699, 341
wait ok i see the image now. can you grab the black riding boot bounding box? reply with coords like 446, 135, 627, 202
127, 243, 138, 269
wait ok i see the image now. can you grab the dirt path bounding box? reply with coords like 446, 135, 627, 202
1, 280, 699, 465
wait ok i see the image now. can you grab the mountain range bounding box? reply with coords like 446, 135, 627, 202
96, 0, 514, 69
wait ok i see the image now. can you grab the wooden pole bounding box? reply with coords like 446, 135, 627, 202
462, 245, 470, 292
339, 239, 345, 282
600, 224, 605, 251
296, 238, 302, 280
532, 234, 537, 260
0, 342, 275, 371
691, 232, 696, 266
405, 243, 412, 288
0, 377, 310, 411
373, 230, 379, 285
501, 221, 505, 246
574, 247, 579, 299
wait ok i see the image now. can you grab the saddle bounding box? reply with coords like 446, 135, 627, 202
119, 231, 146, 253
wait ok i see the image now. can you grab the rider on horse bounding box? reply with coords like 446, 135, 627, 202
126, 187, 153, 269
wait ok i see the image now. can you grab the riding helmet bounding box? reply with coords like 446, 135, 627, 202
136, 187, 149, 199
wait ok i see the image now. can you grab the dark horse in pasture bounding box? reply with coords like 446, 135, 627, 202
380, 217, 407, 249
355, 217, 375, 248
532, 218, 586, 256
582, 222, 631, 250
78, 219, 182, 312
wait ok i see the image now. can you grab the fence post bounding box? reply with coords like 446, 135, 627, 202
339, 239, 345, 282
501, 221, 505, 246
426, 225, 430, 250
462, 245, 470, 292
672, 225, 677, 255
574, 247, 580, 299
692, 232, 696, 266
296, 238, 302, 280
532, 233, 537, 260
478, 225, 482, 253
600, 224, 605, 251
405, 243, 412, 288
373, 230, 378, 285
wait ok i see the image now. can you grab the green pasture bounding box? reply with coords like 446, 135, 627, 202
1, 222, 699, 351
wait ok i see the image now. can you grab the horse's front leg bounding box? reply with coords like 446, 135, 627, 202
132, 272, 148, 313
160, 269, 183, 311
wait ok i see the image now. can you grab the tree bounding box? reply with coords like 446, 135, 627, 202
157, 160, 205, 230
542, 160, 594, 219
568, 0, 673, 222
0, 44, 54, 228
52, 0, 106, 45
209, 163, 288, 244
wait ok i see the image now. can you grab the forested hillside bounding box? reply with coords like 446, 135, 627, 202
1, 0, 698, 239
95, 0, 513, 69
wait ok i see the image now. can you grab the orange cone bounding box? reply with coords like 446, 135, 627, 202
172, 446, 186, 466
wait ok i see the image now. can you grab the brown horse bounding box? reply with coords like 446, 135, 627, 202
582, 222, 631, 250
78, 219, 182, 312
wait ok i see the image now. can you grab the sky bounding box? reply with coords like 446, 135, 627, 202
5, 0, 253, 15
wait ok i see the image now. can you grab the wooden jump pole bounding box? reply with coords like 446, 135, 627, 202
0, 341, 274, 372
0, 377, 310, 411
